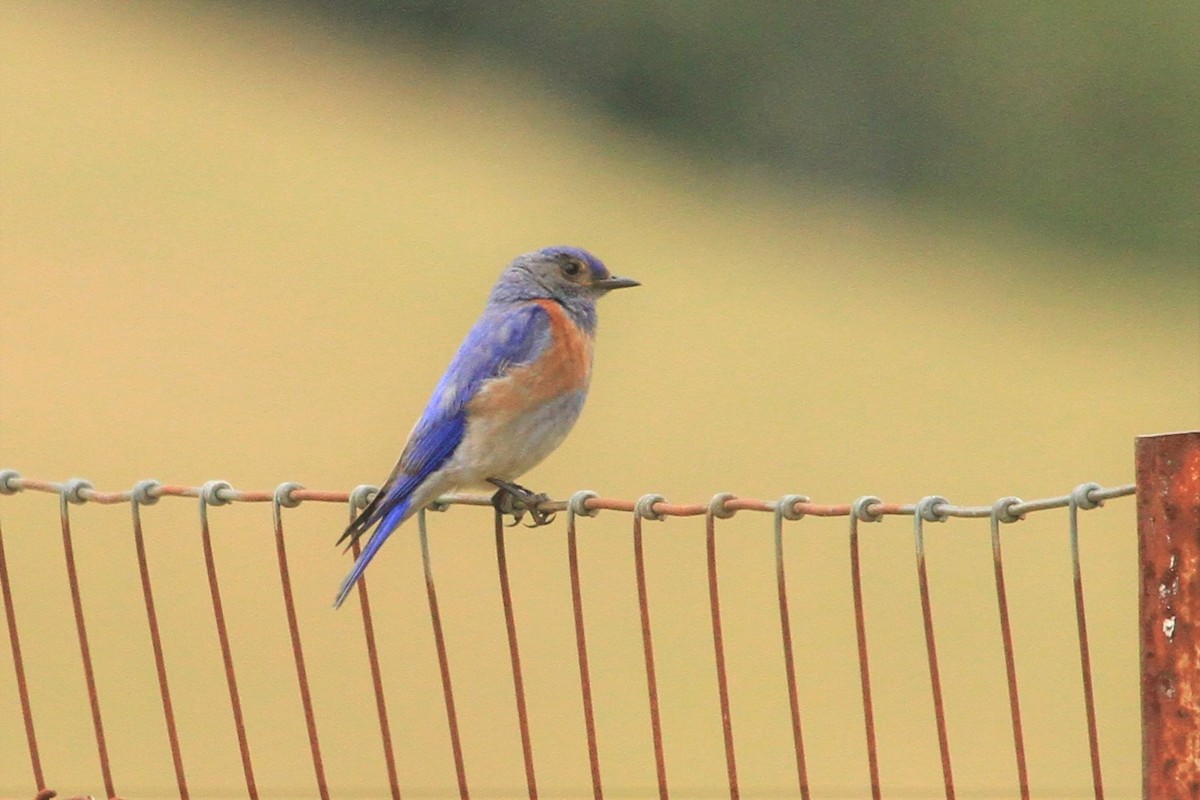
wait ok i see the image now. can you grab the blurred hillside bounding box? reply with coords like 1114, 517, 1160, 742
288, 0, 1200, 262
1, 2, 1197, 797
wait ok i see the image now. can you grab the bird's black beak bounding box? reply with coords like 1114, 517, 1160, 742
594, 275, 640, 290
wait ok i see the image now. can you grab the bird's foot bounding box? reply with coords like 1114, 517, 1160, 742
488, 478, 556, 527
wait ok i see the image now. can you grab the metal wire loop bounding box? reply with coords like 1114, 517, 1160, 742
992, 496, 1025, 524
569, 489, 600, 518
200, 480, 233, 507
1072, 482, 1104, 511
61, 477, 94, 505
131, 479, 162, 506
852, 495, 884, 522
0, 469, 21, 494
274, 481, 305, 510
708, 492, 738, 519
349, 484, 378, 512
635, 493, 667, 521
776, 494, 810, 522
917, 495, 950, 522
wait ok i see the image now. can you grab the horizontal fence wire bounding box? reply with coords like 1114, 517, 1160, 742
0, 469, 1133, 800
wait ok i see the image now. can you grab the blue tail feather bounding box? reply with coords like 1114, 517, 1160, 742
333, 499, 411, 608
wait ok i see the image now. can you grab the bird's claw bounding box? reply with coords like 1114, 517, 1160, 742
489, 479, 556, 527
522, 502, 557, 527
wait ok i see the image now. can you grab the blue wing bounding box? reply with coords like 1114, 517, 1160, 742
334, 301, 553, 607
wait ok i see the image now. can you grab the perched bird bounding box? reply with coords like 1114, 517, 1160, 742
334, 246, 638, 607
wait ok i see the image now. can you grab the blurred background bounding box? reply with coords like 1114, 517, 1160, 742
1, 2, 1196, 798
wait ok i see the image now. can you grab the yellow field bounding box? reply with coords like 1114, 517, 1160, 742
1, 3, 1196, 798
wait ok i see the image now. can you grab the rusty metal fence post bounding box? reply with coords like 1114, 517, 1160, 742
1137, 430, 1200, 799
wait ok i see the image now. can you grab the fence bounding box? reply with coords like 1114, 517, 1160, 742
0, 431, 1196, 799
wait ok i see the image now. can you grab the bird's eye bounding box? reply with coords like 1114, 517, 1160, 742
561, 260, 582, 277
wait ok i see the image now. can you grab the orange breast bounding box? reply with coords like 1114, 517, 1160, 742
468, 299, 593, 421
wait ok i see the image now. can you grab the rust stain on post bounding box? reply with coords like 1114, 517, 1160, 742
1137, 431, 1200, 799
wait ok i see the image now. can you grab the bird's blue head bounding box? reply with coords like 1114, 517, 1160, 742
491, 246, 639, 326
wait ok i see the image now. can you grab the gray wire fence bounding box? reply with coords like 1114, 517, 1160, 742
0, 430, 1196, 799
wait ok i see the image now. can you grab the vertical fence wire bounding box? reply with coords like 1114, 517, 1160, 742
631, 500, 670, 800
705, 496, 739, 799
59, 481, 116, 799
130, 486, 189, 799
197, 483, 257, 799
1070, 487, 1105, 800
566, 502, 604, 799
988, 500, 1030, 800
418, 509, 469, 800
494, 508, 539, 799
348, 488, 403, 800
0, 515, 44, 792
773, 496, 811, 799
271, 485, 329, 799
848, 499, 883, 800
913, 496, 955, 800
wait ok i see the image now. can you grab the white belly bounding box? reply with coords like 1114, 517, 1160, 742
444, 390, 588, 487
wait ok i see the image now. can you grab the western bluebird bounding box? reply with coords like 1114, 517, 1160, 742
334, 246, 638, 607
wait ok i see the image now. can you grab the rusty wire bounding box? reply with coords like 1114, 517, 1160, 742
1070, 485, 1106, 800
417, 509, 467, 800
566, 498, 603, 799
628, 498, 669, 800
705, 494, 740, 798
913, 496, 956, 799
57, 479, 115, 800
349, 488, 403, 800
130, 483, 188, 798
774, 495, 811, 799
272, 483, 328, 798
0, 469, 1134, 799
493, 506, 539, 798
989, 498, 1030, 800
0, 515, 43, 790
849, 497, 882, 800
198, 482, 258, 798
